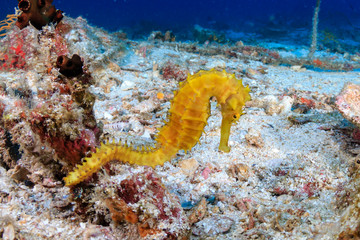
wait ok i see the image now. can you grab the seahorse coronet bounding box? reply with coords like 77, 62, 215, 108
64, 69, 251, 186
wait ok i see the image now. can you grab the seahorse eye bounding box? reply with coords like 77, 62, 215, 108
233, 114, 237, 119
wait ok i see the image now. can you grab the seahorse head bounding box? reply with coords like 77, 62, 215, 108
222, 84, 251, 122
219, 81, 250, 152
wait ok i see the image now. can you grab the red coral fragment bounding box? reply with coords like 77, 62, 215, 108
272, 187, 289, 196
28, 73, 100, 166
29, 110, 100, 165
105, 198, 138, 224
117, 170, 174, 220
117, 178, 141, 204
300, 97, 315, 109
53, 33, 69, 57
313, 59, 323, 66
301, 182, 319, 198
0, 35, 27, 71
352, 128, 360, 140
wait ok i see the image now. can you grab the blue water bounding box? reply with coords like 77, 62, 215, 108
1, 0, 360, 49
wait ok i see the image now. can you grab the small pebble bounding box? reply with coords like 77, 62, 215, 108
291, 65, 306, 72
3, 224, 15, 240
278, 96, 294, 115
189, 198, 207, 224
245, 128, 264, 148
205, 60, 226, 69
8, 165, 30, 183
192, 216, 234, 236
228, 163, 251, 181
120, 80, 135, 90
133, 98, 160, 113
178, 158, 199, 177
250, 95, 293, 115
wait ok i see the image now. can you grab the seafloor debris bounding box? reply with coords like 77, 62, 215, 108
337, 157, 360, 239
188, 197, 207, 224
248, 95, 293, 115
178, 158, 199, 177
148, 30, 175, 42
227, 163, 252, 181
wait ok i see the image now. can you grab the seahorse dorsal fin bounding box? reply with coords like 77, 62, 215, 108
228, 97, 237, 110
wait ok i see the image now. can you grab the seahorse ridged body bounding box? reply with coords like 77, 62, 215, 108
64, 69, 251, 186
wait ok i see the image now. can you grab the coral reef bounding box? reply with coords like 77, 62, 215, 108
0, 16, 117, 184
28, 68, 101, 167
16, 0, 63, 30
64, 69, 251, 186
170, 41, 359, 71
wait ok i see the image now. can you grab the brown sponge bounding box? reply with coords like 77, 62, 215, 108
16, 0, 63, 30
56, 54, 83, 78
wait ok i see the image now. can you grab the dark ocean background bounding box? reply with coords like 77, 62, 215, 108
1, 0, 360, 51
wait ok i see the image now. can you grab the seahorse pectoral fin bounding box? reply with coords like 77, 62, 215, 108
219, 117, 232, 152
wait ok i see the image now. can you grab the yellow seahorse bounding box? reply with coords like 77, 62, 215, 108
64, 69, 251, 186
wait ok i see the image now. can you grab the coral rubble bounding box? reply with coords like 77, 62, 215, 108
99, 168, 190, 239
148, 30, 176, 42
